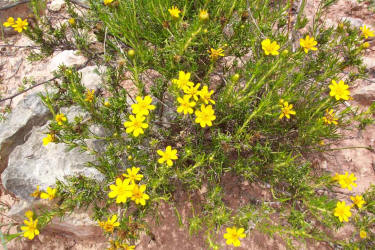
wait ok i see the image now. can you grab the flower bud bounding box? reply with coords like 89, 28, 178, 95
362, 42, 370, 49
199, 10, 209, 22
231, 73, 240, 82
69, 18, 75, 25
128, 49, 135, 57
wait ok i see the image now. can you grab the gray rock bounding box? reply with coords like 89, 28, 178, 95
223, 23, 234, 39
341, 17, 363, 28
8, 200, 105, 240
61, 105, 90, 121
352, 84, 375, 105
1, 124, 104, 201
0, 93, 51, 172
85, 124, 110, 153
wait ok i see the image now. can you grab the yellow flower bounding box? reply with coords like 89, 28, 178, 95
108, 241, 135, 250
68, 18, 75, 25
3, 17, 15, 27
25, 210, 34, 220
195, 104, 216, 127
172, 71, 194, 89
42, 134, 55, 146
261, 39, 280, 56
198, 86, 215, 104
123, 167, 143, 184
360, 230, 367, 239
300, 35, 318, 53
334, 201, 352, 222
223, 226, 246, 247
108, 178, 133, 203
21, 217, 39, 240
123, 114, 149, 137
30, 186, 41, 198
55, 113, 67, 125
98, 215, 120, 233
131, 184, 150, 206
199, 10, 209, 22
332, 173, 341, 182
208, 48, 225, 61
84, 89, 95, 103
40, 187, 57, 200
104, 101, 110, 107
323, 109, 338, 125
104, 0, 113, 5
183, 83, 200, 101
177, 95, 196, 115
279, 101, 296, 119
338, 172, 357, 191
12, 18, 28, 33
329, 80, 350, 101
131, 95, 156, 116
157, 146, 178, 167
360, 25, 374, 39
168, 6, 181, 19
362, 42, 370, 49
350, 195, 365, 209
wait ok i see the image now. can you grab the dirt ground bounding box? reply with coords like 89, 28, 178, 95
0, 0, 374, 249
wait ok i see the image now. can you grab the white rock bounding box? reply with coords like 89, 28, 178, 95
363, 55, 375, 70
48, 50, 87, 72
79, 66, 106, 90
49, 0, 65, 12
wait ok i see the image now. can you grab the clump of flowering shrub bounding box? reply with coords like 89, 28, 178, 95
2, 0, 375, 248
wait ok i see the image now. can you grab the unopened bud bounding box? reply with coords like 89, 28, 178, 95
199, 10, 209, 22
128, 49, 135, 57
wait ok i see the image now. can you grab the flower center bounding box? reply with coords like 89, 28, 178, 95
343, 177, 352, 186
163, 152, 172, 160
104, 223, 114, 232
133, 190, 143, 199
201, 112, 210, 121
305, 41, 314, 48
182, 102, 190, 108
265, 44, 274, 52
337, 207, 345, 216
282, 107, 290, 115
139, 102, 148, 110
230, 232, 239, 239
335, 87, 345, 96
133, 121, 142, 128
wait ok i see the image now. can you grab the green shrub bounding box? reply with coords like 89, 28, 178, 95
2, 0, 375, 248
